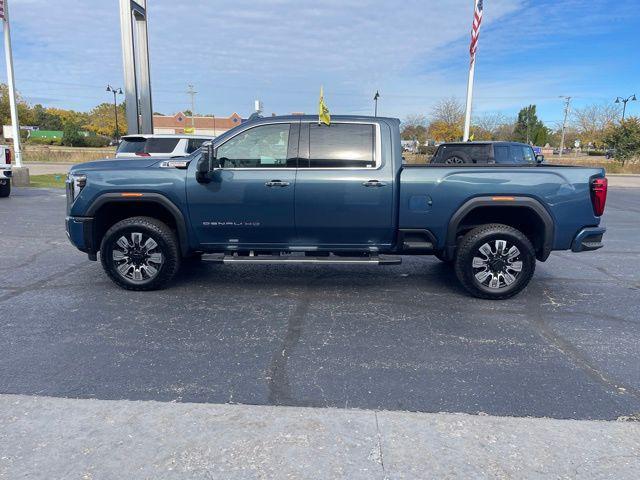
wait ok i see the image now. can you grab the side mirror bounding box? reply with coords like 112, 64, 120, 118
196, 141, 220, 183
535, 154, 545, 164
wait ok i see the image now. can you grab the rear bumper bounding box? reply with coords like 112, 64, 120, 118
0, 169, 11, 180
65, 216, 96, 254
571, 226, 606, 252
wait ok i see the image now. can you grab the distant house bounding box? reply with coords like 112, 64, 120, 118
153, 112, 243, 136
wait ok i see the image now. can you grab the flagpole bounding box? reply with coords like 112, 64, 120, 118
463, 59, 475, 142
2, 0, 23, 167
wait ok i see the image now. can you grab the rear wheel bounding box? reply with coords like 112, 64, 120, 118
454, 224, 535, 300
0, 180, 10, 198
100, 216, 180, 291
443, 151, 472, 164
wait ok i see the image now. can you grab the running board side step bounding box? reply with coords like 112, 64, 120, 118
202, 254, 402, 265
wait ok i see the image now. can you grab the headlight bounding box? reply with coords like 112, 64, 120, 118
66, 173, 87, 210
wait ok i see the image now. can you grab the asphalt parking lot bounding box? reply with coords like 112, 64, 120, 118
0, 187, 639, 421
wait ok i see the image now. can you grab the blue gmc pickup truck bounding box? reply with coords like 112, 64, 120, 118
65, 115, 607, 299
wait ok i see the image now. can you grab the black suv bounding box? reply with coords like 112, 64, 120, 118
430, 141, 543, 165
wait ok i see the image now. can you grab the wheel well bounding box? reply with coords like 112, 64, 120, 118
454, 206, 547, 258
92, 201, 181, 252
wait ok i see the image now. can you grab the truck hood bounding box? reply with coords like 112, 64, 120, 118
69, 157, 162, 173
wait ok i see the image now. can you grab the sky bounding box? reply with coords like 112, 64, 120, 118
1, 0, 638, 128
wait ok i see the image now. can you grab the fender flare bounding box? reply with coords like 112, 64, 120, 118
86, 192, 190, 256
446, 196, 555, 261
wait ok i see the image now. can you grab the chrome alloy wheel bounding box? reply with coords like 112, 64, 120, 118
472, 239, 523, 289
111, 232, 164, 283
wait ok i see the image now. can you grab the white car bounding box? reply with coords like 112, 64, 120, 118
115, 134, 212, 159
0, 145, 11, 197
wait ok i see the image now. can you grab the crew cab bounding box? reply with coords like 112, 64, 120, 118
65, 116, 607, 299
0, 145, 12, 198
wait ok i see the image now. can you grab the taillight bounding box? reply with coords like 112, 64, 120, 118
4, 148, 11, 165
135, 152, 151, 157
590, 177, 607, 216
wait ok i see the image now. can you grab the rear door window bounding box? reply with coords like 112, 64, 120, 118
145, 138, 180, 154
493, 145, 510, 163
306, 123, 375, 168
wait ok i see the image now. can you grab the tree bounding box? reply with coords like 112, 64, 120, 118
401, 114, 428, 143
572, 103, 620, 148
31, 104, 64, 131
85, 102, 127, 137
429, 120, 462, 142
513, 105, 548, 145
429, 97, 464, 142
472, 112, 513, 140
62, 121, 84, 147
603, 117, 640, 166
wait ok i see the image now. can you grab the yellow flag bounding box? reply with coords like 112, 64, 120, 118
318, 86, 330, 125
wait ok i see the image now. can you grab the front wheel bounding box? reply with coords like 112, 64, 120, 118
100, 216, 181, 291
0, 180, 10, 198
454, 224, 535, 300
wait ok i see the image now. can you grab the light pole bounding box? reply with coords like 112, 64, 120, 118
615, 94, 636, 121
106, 85, 123, 140
373, 90, 380, 117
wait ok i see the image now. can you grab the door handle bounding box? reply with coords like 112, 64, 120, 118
362, 180, 386, 187
265, 180, 291, 187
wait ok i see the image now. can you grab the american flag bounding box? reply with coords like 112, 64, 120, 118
0, 0, 5, 20
469, 0, 483, 64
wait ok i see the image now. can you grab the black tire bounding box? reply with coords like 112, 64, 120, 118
454, 224, 535, 300
443, 151, 472, 164
100, 216, 181, 291
0, 180, 10, 198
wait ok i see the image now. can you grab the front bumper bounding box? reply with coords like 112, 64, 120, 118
571, 226, 606, 252
65, 216, 95, 254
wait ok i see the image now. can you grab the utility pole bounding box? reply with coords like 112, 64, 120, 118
373, 90, 380, 117
187, 84, 197, 128
559, 96, 571, 158
2, 0, 22, 168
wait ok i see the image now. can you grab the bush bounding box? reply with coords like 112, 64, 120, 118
587, 150, 606, 156
62, 122, 85, 147
83, 134, 111, 148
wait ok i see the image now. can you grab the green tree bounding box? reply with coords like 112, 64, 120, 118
603, 117, 640, 166
31, 104, 64, 130
62, 121, 84, 147
85, 102, 127, 137
513, 105, 548, 145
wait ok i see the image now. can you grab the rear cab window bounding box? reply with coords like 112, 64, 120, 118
303, 123, 375, 168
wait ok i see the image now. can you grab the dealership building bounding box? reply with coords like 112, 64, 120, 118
153, 112, 244, 137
